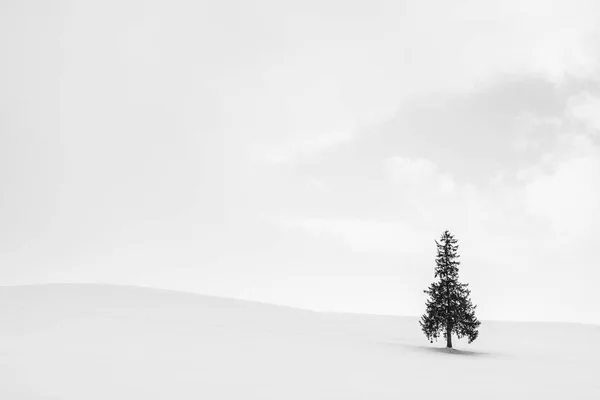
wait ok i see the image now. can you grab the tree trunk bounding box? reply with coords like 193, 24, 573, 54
446, 323, 452, 348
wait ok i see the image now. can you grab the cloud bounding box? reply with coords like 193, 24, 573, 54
304, 177, 329, 191
273, 217, 432, 254
521, 144, 600, 240
567, 92, 600, 132
231, 0, 600, 168
384, 156, 456, 194
384, 157, 436, 182
249, 131, 354, 164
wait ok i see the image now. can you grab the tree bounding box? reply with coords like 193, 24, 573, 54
420, 230, 480, 348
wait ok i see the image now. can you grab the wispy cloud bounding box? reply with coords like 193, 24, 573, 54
384, 156, 456, 193
249, 131, 354, 164
272, 217, 433, 254
567, 92, 600, 132
520, 134, 600, 241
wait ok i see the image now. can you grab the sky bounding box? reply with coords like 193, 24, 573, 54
1, 0, 600, 324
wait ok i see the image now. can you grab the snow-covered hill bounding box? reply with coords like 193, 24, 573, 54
1, 284, 598, 399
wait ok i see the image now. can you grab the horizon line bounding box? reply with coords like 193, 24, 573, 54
2, 281, 598, 327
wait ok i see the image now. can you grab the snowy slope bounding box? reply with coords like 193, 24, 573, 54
0, 284, 598, 399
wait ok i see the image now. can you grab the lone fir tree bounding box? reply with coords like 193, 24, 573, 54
420, 230, 480, 348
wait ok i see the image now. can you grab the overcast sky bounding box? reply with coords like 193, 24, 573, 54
1, 0, 599, 324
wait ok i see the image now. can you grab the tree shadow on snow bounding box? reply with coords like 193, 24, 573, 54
416, 345, 491, 357
380, 340, 498, 358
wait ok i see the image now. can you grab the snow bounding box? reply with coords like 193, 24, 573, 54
0, 284, 598, 399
